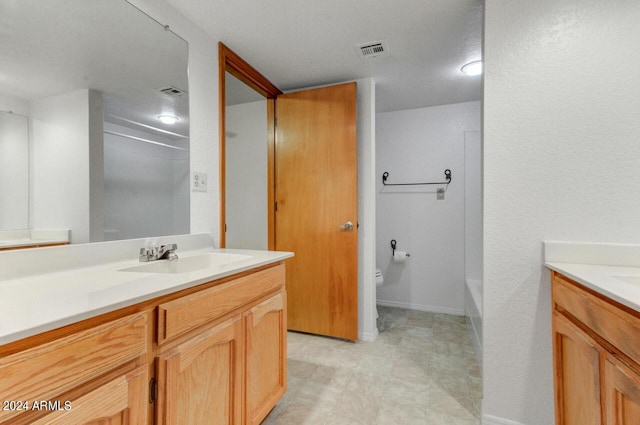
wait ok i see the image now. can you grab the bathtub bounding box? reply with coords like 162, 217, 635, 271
465, 278, 482, 370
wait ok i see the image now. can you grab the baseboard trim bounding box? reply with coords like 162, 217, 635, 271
376, 299, 464, 316
359, 326, 379, 342
482, 414, 526, 425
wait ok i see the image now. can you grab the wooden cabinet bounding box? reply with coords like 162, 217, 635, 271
0, 312, 150, 425
604, 356, 640, 424
244, 292, 287, 425
157, 266, 284, 346
0, 262, 287, 425
156, 316, 243, 425
29, 366, 149, 425
552, 271, 640, 425
553, 311, 603, 425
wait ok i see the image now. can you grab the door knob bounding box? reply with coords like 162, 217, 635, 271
340, 221, 354, 231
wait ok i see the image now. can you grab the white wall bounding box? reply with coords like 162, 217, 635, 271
483, 1, 640, 424
0, 94, 29, 116
0, 111, 29, 229
103, 122, 189, 241
376, 101, 480, 315
464, 130, 482, 367
464, 131, 482, 281
225, 100, 268, 250
30, 90, 98, 244
355, 78, 377, 342
0, 95, 31, 231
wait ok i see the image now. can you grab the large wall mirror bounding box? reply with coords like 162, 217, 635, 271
0, 0, 190, 245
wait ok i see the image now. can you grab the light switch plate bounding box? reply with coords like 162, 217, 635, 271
437, 188, 445, 200
193, 172, 207, 192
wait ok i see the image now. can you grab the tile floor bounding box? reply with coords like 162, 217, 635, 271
262, 306, 482, 425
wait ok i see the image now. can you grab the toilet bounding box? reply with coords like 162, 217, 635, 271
375, 269, 384, 318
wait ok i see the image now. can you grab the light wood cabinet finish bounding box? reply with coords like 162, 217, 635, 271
0, 262, 287, 425
605, 355, 640, 424
552, 271, 640, 425
553, 273, 640, 367
29, 366, 149, 425
244, 292, 287, 425
157, 265, 284, 345
553, 311, 603, 425
0, 312, 149, 424
156, 317, 243, 425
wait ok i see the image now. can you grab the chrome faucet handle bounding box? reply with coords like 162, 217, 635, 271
139, 247, 152, 262
158, 244, 178, 261
139, 244, 178, 262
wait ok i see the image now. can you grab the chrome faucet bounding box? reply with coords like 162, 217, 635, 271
139, 244, 178, 262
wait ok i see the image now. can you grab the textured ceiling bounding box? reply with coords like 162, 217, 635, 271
166, 0, 483, 112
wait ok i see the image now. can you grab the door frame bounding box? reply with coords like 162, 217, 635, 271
218, 42, 282, 249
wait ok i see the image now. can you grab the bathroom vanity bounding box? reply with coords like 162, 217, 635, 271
0, 236, 292, 425
545, 242, 640, 425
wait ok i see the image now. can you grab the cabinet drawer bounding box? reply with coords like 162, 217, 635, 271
0, 312, 148, 423
158, 264, 285, 345
552, 272, 640, 367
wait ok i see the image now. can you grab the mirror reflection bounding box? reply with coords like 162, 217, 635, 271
225, 72, 268, 250
0, 0, 190, 246
0, 112, 29, 230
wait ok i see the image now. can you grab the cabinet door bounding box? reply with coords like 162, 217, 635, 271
0, 312, 148, 425
244, 292, 287, 425
553, 312, 604, 425
605, 356, 640, 424
29, 366, 148, 425
156, 316, 243, 425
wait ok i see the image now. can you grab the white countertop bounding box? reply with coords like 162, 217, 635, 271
0, 247, 293, 345
544, 241, 640, 313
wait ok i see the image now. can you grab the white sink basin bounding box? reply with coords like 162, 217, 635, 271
613, 275, 640, 287
120, 253, 252, 274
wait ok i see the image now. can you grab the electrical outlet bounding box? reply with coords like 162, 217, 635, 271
437, 188, 445, 200
193, 172, 207, 192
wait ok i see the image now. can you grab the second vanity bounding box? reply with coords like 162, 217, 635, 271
0, 234, 293, 425
545, 242, 640, 425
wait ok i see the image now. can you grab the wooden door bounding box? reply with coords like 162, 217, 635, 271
156, 317, 243, 425
275, 82, 358, 340
244, 292, 287, 425
30, 366, 148, 425
605, 355, 640, 424
553, 312, 604, 425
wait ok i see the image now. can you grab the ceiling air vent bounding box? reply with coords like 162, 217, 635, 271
356, 40, 388, 59
158, 86, 188, 97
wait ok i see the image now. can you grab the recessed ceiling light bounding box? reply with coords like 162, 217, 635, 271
461, 60, 483, 76
158, 115, 179, 124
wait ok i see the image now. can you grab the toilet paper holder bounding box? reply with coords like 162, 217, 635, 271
390, 239, 410, 258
